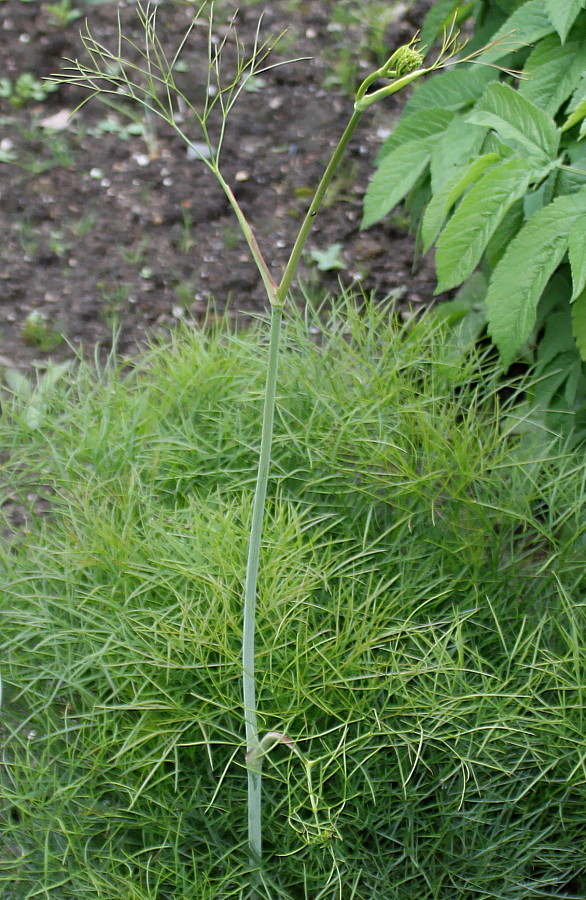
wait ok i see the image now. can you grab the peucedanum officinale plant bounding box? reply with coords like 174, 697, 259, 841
51, 4, 495, 892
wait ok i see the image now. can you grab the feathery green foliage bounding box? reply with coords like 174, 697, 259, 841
1, 298, 586, 898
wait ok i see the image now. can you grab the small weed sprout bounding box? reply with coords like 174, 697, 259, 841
21, 310, 63, 352
0, 72, 59, 108
52, 2, 490, 885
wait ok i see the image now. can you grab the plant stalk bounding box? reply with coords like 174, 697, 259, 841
276, 107, 364, 304
242, 301, 283, 870
241, 105, 369, 880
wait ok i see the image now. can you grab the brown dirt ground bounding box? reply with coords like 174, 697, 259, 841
0, 0, 436, 371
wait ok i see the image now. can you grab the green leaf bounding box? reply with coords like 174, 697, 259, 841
562, 74, 586, 133
485, 199, 525, 270
571, 287, 586, 360
569, 214, 586, 299
309, 243, 345, 272
545, 0, 584, 43
563, 97, 586, 134
523, 170, 557, 219
422, 152, 501, 251
436, 158, 547, 293
556, 140, 586, 195
535, 272, 572, 332
518, 35, 586, 116
475, 0, 556, 63
486, 187, 586, 369
362, 137, 434, 229
376, 109, 454, 163
537, 307, 574, 370
467, 82, 560, 161
430, 118, 487, 191
403, 65, 497, 116
420, 0, 473, 49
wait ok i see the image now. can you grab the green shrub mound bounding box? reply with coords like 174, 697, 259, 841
1, 300, 585, 898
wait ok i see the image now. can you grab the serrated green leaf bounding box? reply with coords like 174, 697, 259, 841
569, 214, 586, 299
494, 0, 526, 11
422, 153, 501, 251
436, 158, 546, 292
467, 82, 560, 160
476, 0, 555, 63
545, 0, 584, 43
377, 109, 454, 163
536, 307, 574, 370
485, 200, 526, 270
430, 119, 487, 191
523, 170, 557, 219
556, 140, 586, 194
571, 287, 586, 360
419, 0, 470, 49
535, 273, 572, 332
403, 65, 497, 116
486, 187, 586, 369
362, 138, 434, 229
563, 96, 586, 134
518, 35, 586, 116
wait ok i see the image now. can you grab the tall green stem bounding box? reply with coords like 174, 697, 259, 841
243, 302, 283, 871
241, 104, 373, 890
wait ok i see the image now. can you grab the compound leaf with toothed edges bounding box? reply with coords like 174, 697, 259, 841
419, 0, 472, 49
467, 82, 560, 161
376, 109, 454, 163
485, 201, 526, 270
562, 74, 586, 133
518, 35, 586, 116
544, 0, 585, 43
571, 287, 586, 360
403, 65, 498, 116
422, 152, 501, 252
475, 0, 556, 63
430, 119, 487, 191
436, 158, 547, 293
569, 214, 586, 300
362, 137, 434, 229
486, 187, 586, 369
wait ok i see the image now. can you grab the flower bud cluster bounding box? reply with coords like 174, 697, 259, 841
389, 45, 425, 77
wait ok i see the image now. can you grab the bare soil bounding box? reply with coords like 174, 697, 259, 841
0, 0, 436, 370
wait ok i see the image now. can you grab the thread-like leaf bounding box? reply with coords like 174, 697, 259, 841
467, 82, 560, 161
518, 35, 586, 116
545, 0, 584, 43
571, 287, 586, 360
362, 137, 434, 229
436, 159, 546, 293
569, 214, 586, 300
486, 187, 586, 369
